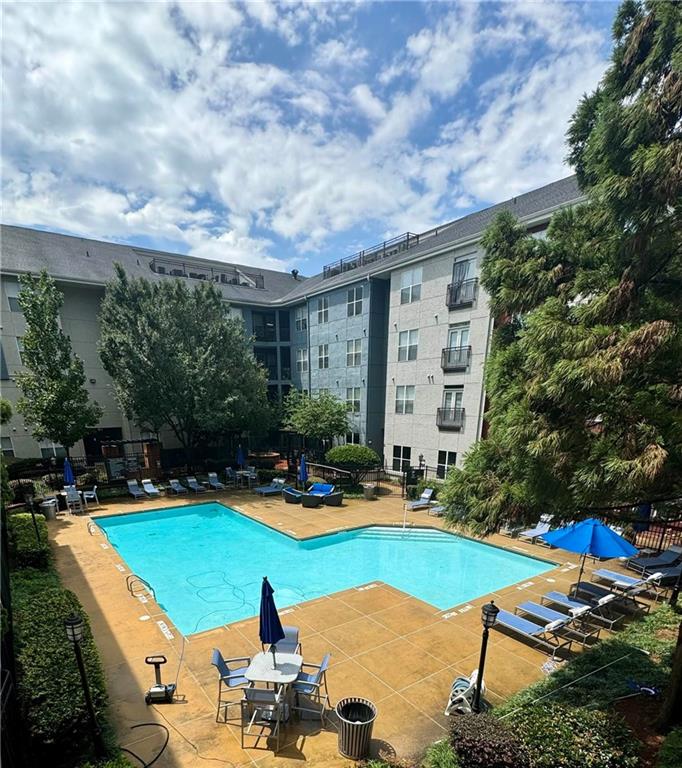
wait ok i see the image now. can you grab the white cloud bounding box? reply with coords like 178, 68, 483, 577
350, 84, 386, 122
315, 38, 368, 69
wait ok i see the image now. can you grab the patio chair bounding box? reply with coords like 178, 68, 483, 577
407, 488, 433, 510
499, 523, 525, 538
494, 609, 573, 659
82, 485, 100, 508
186, 476, 207, 494
127, 479, 146, 500
292, 653, 330, 723
444, 669, 484, 715
428, 504, 446, 517
65, 485, 84, 514
141, 479, 161, 497
211, 649, 251, 722
540, 590, 623, 630
627, 545, 682, 574
168, 478, 188, 494
244, 467, 258, 488
301, 494, 323, 508
253, 478, 286, 496
207, 472, 225, 491
241, 686, 284, 752
656, 563, 682, 586
268, 625, 301, 654
224, 468, 238, 488
515, 601, 600, 647
323, 491, 344, 507
283, 487, 303, 504
307, 482, 335, 497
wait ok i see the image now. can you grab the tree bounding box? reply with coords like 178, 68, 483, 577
99, 264, 270, 465
1, 399, 13, 510
284, 390, 350, 450
442, 0, 682, 535
325, 444, 381, 486
15, 272, 103, 457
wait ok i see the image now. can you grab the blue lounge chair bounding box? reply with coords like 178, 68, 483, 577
591, 569, 663, 597
518, 521, 552, 544
127, 479, 145, 500
186, 476, 207, 494
168, 478, 188, 494
141, 478, 160, 497
540, 590, 623, 630
515, 601, 600, 647
292, 654, 330, 722
253, 478, 286, 496
575, 581, 650, 613
657, 563, 682, 585
207, 472, 225, 491
307, 483, 335, 497
407, 488, 433, 510
494, 609, 572, 659
627, 545, 682, 574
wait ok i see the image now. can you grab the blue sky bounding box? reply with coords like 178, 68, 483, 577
2, 1, 618, 275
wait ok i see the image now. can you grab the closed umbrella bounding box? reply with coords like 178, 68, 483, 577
259, 577, 285, 666
236, 444, 245, 469
63, 458, 75, 487
542, 518, 638, 596
298, 453, 308, 487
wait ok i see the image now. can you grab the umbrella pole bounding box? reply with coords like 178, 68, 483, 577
271, 644, 277, 667
573, 552, 587, 598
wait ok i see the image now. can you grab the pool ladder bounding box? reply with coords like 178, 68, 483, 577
126, 574, 156, 602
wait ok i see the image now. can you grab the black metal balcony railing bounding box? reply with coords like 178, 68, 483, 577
441, 346, 471, 372
323, 232, 419, 279
446, 279, 478, 309
436, 407, 465, 430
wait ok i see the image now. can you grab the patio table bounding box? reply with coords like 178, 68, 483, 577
244, 651, 303, 722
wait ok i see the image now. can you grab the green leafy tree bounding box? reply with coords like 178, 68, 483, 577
99, 264, 270, 465
15, 272, 103, 457
325, 444, 381, 486
443, 0, 682, 535
1, 398, 13, 510
284, 390, 350, 450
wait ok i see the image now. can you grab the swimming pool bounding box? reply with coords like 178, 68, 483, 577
97, 503, 554, 635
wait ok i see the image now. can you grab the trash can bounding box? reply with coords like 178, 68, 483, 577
39, 499, 58, 520
336, 697, 377, 760
362, 483, 376, 501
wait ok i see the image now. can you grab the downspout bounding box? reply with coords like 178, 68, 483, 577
476, 306, 495, 441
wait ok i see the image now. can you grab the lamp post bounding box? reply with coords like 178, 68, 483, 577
472, 600, 499, 714
24, 492, 42, 548
64, 615, 106, 758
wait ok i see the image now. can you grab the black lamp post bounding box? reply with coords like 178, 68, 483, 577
24, 492, 42, 548
65, 615, 106, 758
472, 600, 499, 713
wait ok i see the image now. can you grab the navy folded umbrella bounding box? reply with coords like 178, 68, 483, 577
542, 518, 638, 595
236, 444, 245, 469
259, 576, 285, 665
63, 458, 75, 487
298, 453, 308, 486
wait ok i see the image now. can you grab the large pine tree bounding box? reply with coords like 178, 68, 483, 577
443, 0, 682, 534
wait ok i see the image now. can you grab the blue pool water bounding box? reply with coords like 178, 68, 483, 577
97, 503, 554, 635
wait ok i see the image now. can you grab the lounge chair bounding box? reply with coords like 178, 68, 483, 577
517, 521, 552, 544
207, 472, 225, 491
656, 563, 682, 585
428, 504, 446, 517
211, 648, 251, 722
627, 545, 682, 574
574, 581, 650, 613
499, 523, 525, 538
301, 494, 323, 508
82, 485, 100, 507
292, 654, 330, 722
141, 479, 160, 497
253, 478, 286, 496
407, 488, 434, 510
127, 479, 146, 500
494, 609, 573, 659
323, 491, 344, 507
168, 478, 188, 494
283, 487, 303, 504
591, 568, 663, 598
445, 669, 484, 715
186, 476, 207, 494
515, 601, 600, 647
307, 482, 335, 497
540, 590, 623, 630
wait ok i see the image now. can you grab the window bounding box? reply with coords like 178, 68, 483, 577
392, 445, 411, 472
280, 347, 291, 379
452, 258, 474, 284
16, 338, 24, 365
442, 386, 463, 411
346, 338, 362, 367
400, 267, 422, 304
252, 311, 277, 342
296, 348, 308, 372
40, 442, 67, 459
437, 451, 457, 479
347, 286, 363, 316
318, 344, 329, 369
346, 387, 361, 413
317, 296, 329, 324
395, 385, 415, 414
254, 347, 278, 379
294, 306, 307, 332
346, 432, 360, 444
278, 310, 290, 342
448, 323, 470, 348
1, 437, 14, 458
6, 282, 22, 313
398, 329, 419, 361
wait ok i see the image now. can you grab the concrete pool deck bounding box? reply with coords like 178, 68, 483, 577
49, 489, 639, 767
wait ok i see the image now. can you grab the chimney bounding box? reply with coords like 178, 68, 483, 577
291, 269, 299, 280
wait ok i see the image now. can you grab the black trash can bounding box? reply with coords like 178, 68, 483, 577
336, 697, 377, 760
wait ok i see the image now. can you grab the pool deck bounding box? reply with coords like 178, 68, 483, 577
49, 489, 647, 767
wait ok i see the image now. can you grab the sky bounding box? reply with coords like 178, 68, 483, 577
1, 1, 618, 276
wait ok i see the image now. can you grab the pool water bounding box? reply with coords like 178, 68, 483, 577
97, 503, 554, 635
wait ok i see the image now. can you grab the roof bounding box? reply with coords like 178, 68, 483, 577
0, 175, 583, 307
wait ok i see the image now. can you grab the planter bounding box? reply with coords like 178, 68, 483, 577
336, 697, 377, 760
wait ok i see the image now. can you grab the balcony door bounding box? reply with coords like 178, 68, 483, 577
442, 388, 463, 412
452, 258, 473, 287
448, 325, 469, 349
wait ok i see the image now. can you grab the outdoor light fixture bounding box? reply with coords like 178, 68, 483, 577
472, 600, 499, 713
65, 614, 85, 644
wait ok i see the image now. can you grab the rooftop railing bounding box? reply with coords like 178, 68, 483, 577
322, 232, 419, 279
148, 255, 265, 290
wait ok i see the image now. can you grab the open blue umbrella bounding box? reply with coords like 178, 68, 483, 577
236, 444, 245, 469
259, 576, 285, 666
542, 518, 638, 595
63, 458, 75, 487
298, 453, 308, 487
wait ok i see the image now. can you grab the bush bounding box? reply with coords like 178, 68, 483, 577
256, 468, 289, 483
6, 457, 49, 480
658, 728, 682, 768
424, 740, 460, 768
80, 754, 132, 768
450, 714, 530, 768
12, 567, 109, 767
407, 478, 444, 500
325, 444, 381, 485
8, 512, 50, 568
508, 703, 639, 768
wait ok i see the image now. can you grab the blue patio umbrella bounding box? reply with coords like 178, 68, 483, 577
542, 518, 638, 595
236, 444, 245, 469
298, 453, 308, 487
63, 457, 75, 487
259, 576, 285, 665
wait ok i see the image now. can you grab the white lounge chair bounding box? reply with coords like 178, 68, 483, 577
207, 472, 225, 491
407, 489, 434, 510
141, 479, 161, 497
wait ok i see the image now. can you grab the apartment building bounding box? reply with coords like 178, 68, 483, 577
0, 175, 583, 470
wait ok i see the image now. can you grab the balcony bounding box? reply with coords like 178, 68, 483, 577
446, 279, 478, 309
436, 407, 465, 431
441, 346, 471, 372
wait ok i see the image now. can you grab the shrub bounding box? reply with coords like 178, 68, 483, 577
508, 703, 639, 768
8, 512, 50, 568
6, 456, 49, 480
80, 754, 132, 768
12, 567, 109, 768
450, 714, 530, 768
325, 444, 381, 485
658, 728, 682, 768
257, 468, 289, 484
423, 740, 460, 768
97, 485, 129, 500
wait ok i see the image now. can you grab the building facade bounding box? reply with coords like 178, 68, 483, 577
0, 176, 583, 470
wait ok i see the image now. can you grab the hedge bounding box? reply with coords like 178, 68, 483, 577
8, 512, 50, 568
658, 728, 682, 768
450, 714, 530, 768
11, 567, 110, 767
